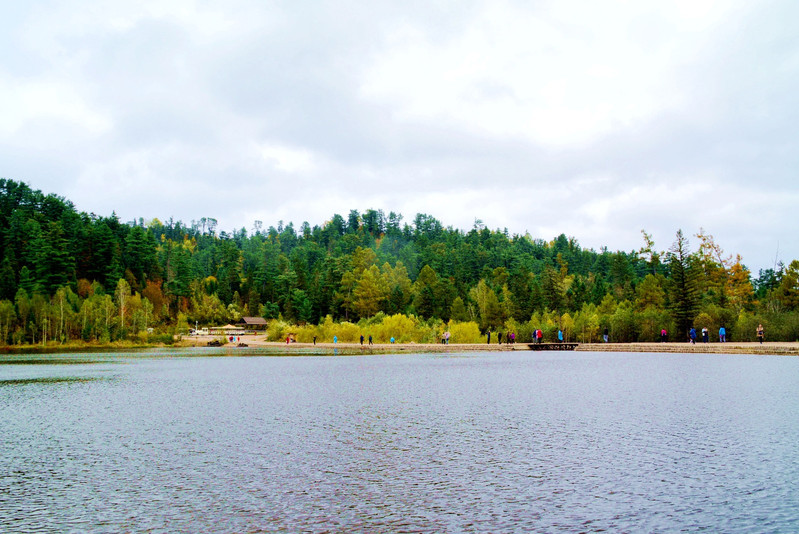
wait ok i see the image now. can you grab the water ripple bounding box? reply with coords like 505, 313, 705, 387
1, 352, 798, 532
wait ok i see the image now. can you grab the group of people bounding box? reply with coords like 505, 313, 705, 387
684, 324, 765, 344
487, 330, 519, 344
680, 326, 726, 344
686, 328, 704, 344
486, 329, 565, 344
486, 330, 519, 344
289, 322, 767, 345
329, 335, 395, 344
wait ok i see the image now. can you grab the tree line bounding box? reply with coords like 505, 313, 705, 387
1, 178, 797, 346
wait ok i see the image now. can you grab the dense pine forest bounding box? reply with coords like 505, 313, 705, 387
1, 178, 797, 345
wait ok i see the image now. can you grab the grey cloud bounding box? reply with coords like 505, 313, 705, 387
2, 0, 799, 271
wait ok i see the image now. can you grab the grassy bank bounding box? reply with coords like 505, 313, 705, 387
0, 338, 177, 355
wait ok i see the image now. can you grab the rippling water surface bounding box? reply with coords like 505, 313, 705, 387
1, 350, 798, 532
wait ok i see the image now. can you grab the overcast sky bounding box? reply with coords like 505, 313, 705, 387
2, 0, 797, 272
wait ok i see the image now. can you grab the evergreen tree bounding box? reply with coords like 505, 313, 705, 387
124, 226, 157, 287
566, 275, 588, 312
169, 244, 194, 301
666, 230, 701, 335
285, 289, 310, 323
35, 222, 75, 294
412, 265, 440, 319
541, 265, 564, 312
774, 260, 799, 311
450, 296, 470, 322
0, 257, 16, 300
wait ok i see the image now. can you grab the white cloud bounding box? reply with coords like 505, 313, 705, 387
0, 78, 111, 138
359, 1, 747, 147
1, 0, 797, 271
259, 143, 318, 174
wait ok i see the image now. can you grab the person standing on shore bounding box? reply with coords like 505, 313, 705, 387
603, 328, 609, 343
702, 327, 708, 343
360, 334, 364, 345
487, 330, 491, 344
313, 335, 317, 345
689, 327, 697, 344
719, 326, 726, 342
757, 324, 764, 344
661, 328, 667, 342
498, 332, 503, 344
558, 329, 563, 343
368, 335, 373, 345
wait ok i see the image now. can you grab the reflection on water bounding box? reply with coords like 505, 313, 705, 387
0, 357, 110, 366
1, 351, 798, 532
0, 377, 101, 386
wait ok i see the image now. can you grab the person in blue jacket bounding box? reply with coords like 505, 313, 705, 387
689, 327, 697, 344
719, 326, 726, 342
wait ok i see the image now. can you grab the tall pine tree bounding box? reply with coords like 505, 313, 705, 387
666, 230, 700, 336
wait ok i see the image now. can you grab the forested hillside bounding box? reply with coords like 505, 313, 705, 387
1, 178, 797, 345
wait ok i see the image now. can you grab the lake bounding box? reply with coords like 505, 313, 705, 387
1, 349, 798, 532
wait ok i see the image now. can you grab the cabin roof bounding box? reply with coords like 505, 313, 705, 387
240, 316, 268, 325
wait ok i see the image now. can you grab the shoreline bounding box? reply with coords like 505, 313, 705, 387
175, 335, 799, 356
1, 337, 798, 356
576, 341, 799, 356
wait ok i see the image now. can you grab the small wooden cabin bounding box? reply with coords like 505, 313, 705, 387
238, 316, 268, 331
